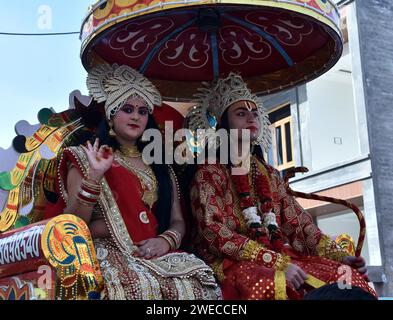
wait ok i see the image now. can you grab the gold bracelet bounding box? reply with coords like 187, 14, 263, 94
82, 179, 101, 191
164, 230, 181, 250
158, 234, 176, 250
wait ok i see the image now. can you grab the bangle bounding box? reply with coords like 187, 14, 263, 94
80, 184, 100, 196
81, 178, 101, 193
77, 191, 99, 206
166, 229, 181, 243
161, 229, 182, 250
158, 234, 176, 250
78, 188, 99, 200
76, 194, 97, 207
76, 178, 101, 207
82, 178, 101, 191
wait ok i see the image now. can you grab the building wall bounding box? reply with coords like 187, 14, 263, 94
288, 2, 384, 287
307, 62, 361, 171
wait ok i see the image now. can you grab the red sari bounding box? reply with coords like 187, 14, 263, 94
44, 146, 221, 300
190, 158, 376, 300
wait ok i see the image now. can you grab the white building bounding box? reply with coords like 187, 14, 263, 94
260, 0, 384, 292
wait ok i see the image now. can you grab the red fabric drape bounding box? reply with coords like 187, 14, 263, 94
44, 148, 158, 243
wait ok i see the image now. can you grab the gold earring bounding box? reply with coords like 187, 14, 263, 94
109, 121, 116, 137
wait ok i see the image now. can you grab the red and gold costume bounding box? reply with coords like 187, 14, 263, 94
190, 157, 376, 300
45, 146, 220, 300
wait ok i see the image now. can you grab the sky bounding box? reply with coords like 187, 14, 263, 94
0, 0, 93, 149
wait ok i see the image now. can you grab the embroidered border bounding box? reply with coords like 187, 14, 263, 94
305, 274, 326, 289
274, 271, 287, 300
168, 165, 181, 201
240, 240, 265, 261
317, 234, 348, 262
67, 146, 136, 255
211, 259, 225, 282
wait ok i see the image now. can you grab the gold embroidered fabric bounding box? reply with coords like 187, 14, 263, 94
239, 240, 290, 271
115, 153, 158, 209
240, 240, 265, 262
274, 271, 287, 300
94, 238, 221, 300
189, 161, 376, 300
305, 274, 326, 289
65, 147, 136, 254
274, 254, 291, 272
317, 235, 348, 262
211, 260, 226, 282
62, 146, 221, 300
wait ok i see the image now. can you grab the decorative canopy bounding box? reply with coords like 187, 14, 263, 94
80, 0, 342, 100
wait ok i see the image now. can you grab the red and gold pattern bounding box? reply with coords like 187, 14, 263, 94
45, 146, 220, 300
80, 0, 342, 100
84, 0, 340, 40
190, 157, 376, 299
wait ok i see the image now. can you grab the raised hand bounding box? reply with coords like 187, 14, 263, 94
80, 138, 114, 181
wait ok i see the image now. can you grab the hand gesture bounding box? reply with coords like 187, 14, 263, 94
285, 263, 308, 290
81, 138, 114, 181
342, 256, 368, 280
134, 238, 171, 259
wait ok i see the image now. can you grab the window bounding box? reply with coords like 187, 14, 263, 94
267, 105, 295, 173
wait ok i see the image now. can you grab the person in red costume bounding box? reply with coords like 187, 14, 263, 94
186, 72, 376, 300
45, 63, 220, 300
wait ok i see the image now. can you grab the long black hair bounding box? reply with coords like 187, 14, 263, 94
82, 115, 173, 234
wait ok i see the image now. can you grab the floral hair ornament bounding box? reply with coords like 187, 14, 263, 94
186, 72, 272, 154
86, 63, 162, 119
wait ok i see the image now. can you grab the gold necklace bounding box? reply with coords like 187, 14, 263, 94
119, 145, 141, 158
115, 154, 158, 209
